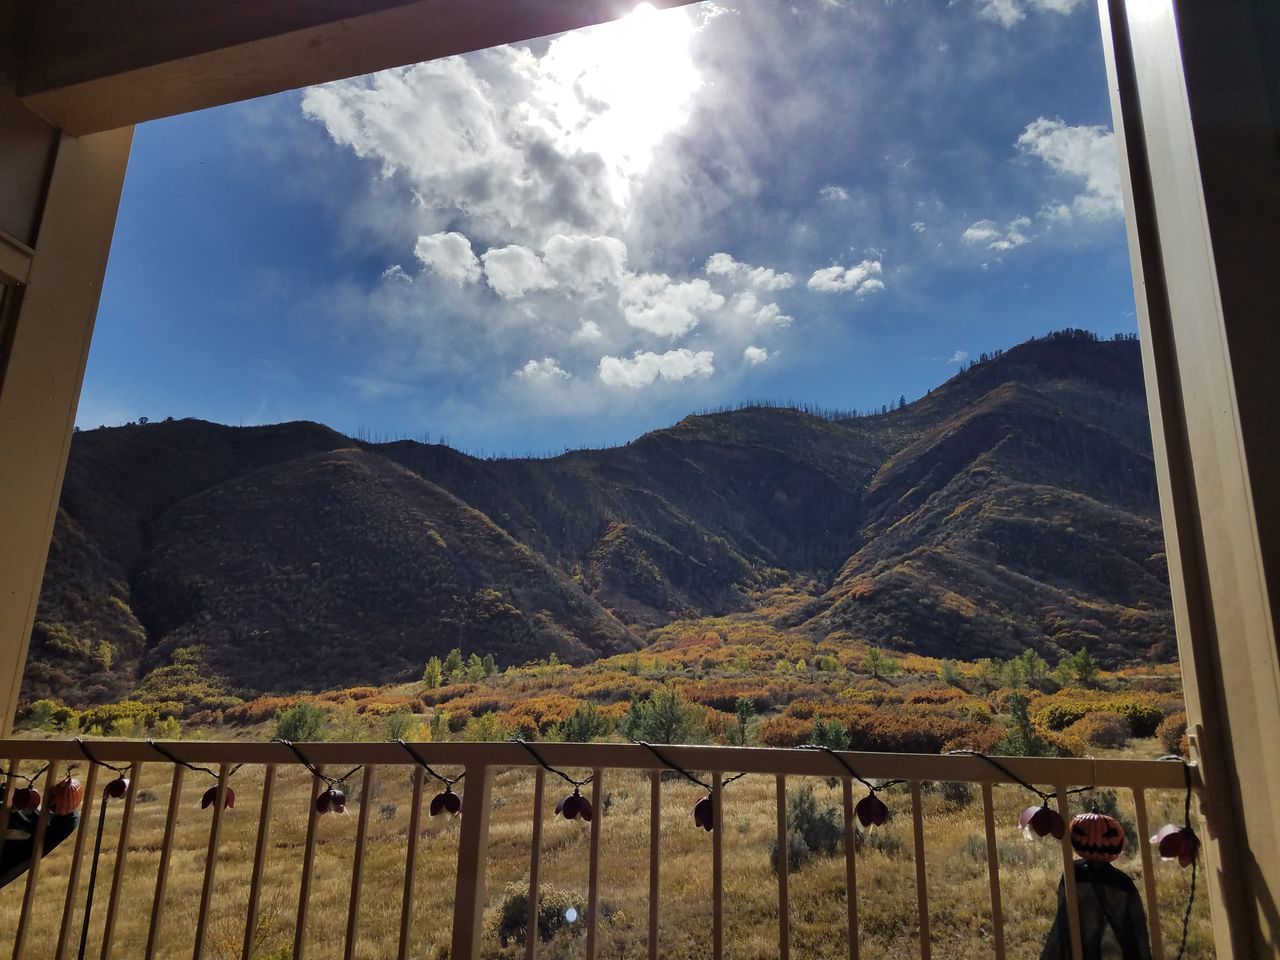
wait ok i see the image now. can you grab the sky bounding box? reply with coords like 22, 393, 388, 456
78, 0, 1138, 455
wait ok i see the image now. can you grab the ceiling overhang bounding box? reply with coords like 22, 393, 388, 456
15, 0, 699, 135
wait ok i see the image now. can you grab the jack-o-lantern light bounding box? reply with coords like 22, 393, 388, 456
1069, 812, 1126, 862
49, 776, 84, 815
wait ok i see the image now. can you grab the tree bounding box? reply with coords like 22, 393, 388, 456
383, 710, 417, 741
555, 702, 612, 742
997, 693, 1052, 757
619, 687, 707, 744
465, 653, 486, 683
274, 702, 327, 742
429, 710, 450, 741
423, 656, 443, 689
1060, 647, 1100, 686
482, 653, 497, 677
727, 696, 756, 746
442, 648, 464, 683
862, 646, 898, 680
938, 659, 963, 686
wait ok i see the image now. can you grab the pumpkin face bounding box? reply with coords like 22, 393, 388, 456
1070, 812, 1125, 862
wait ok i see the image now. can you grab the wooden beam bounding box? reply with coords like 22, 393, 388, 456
16, 0, 699, 135
0, 125, 133, 734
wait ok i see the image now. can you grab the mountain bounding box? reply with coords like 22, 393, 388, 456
22, 331, 1172, 708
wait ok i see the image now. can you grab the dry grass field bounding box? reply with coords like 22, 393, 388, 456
0, 744, 1209, 959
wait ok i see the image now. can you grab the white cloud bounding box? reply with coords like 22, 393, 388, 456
572, 319, 604, 342
414, 232, 481, 284
743, 345, 770, 365
819, 184, 850, 202
974, 0, 1083, 28
729, 291, 792, 328
910, 221, 927, 234
514, 357, 571, 381
301, 8, 703, 246
381, 264, 412, 283
598, 349, 715, 387
807, 259, 885, 295
542, 234, 629, 293
705, 252, 794, 292
1017, 118, 1122, 221
481, 244, 556, 298
948, 350, 970, 364
962, 217, 1031, 251
619, 274, 724, 337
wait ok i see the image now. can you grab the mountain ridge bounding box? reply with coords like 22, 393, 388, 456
24, 331, 1173, 709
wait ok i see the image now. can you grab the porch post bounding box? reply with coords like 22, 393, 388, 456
0, 123, 132, 734
1100, 1, 1280, 956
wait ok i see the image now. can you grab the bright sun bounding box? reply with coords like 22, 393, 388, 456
535, 2, 702, 201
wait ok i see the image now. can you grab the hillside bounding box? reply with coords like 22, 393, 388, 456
22, 331, 1173, 708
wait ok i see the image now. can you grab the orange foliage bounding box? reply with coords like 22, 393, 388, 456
758, 716, 814, 747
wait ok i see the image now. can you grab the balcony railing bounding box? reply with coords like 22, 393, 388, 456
0, 740, 1200, 959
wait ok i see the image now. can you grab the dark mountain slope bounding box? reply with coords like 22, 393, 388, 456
810, 353, 1170, 664
24, 332, 1173, 707
131, 448, 636, 693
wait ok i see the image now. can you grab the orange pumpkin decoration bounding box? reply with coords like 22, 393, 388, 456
1069, 812, 1125, 862
48, 776, 84, 816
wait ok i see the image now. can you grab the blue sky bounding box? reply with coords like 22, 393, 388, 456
78, 0, 1137, 455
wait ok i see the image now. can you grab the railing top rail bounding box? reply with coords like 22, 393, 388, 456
0, 739, 1194, 790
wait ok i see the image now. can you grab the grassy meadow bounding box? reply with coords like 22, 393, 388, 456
7, 603, 1211, 958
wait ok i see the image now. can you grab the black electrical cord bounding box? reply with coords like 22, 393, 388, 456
395, 739, 464, 788
511, 738, 593, 789
630, 740, 747, 792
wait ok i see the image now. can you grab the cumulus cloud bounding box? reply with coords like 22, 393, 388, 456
481, 245, 556, 298
728, 291, 791, 328
962, 217, 1031, 251
1017, 118, 1122, 221
948, 350, 970, 364
301, 9, 703, 248
598, 349, 715, 387
572, 319, 604, 342
414, 232, 481, 284
807, 259, 885, 295
704, 253, 794, 291
542, 234, 628, 293
619, 274, 724, 337
514, 357, 571, 381
974, 0, 1084, 28
819, 184, 850, 202
743, 345, 770, 365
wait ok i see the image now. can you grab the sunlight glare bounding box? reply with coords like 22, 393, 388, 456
535, 1, 702, 202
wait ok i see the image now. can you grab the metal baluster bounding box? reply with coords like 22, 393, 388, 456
242, 765, 277, 960
397, 765, 425, 960
775, 775, 790, 960
293, 765, 325, 960
144, 765, 185, 960
648, 770, 661, 960
13, 760, 61, 958
100, 761, 143, 960
979, 782, 1006, 960
343, 765, 377, 960
585, 769, 603, 960
842, 778, 860, 960
1055, 783, 1084, 960
712, 772, 723, 960
192, 762, 231, 960
1132, 787, 1165, 958
55, 762, 100, 960
524, 768, 545, 960
910, 781, 931, 960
